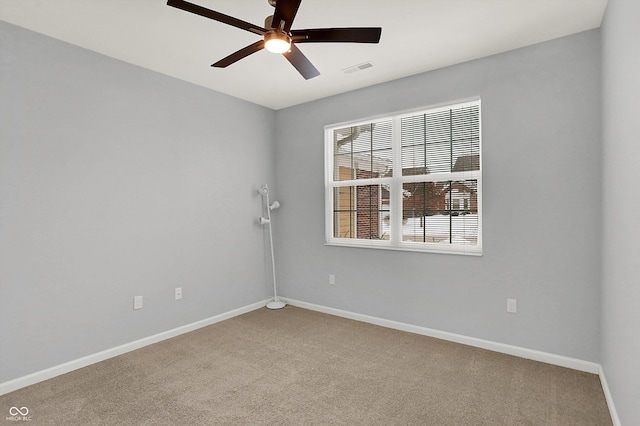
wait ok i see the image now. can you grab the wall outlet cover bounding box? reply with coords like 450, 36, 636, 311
133, 295, 143, 310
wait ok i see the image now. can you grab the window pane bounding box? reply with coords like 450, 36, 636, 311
401, 104, 479, 175
451, 105, 480, 172
333, 186, 355, 238
402, 180, 478, 245
333, 185, 390, 240
334, 121, 392, 181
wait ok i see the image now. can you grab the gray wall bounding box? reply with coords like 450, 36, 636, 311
0, 22, 275, 383
601, 0, 640, 424
274, 30, 602, 362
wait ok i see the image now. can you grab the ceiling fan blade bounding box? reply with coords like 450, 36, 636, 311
292, 27, 382, 44
283, 43, 320, 80
167, 0, 267, 36
271, 0, 302, 32
212, 41, 265, 68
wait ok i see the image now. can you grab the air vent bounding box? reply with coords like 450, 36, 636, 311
342, 62, 374, 74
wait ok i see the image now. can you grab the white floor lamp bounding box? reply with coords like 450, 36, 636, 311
258, 184, 286, 310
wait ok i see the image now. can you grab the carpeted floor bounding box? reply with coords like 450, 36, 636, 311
1, 306, 612, 425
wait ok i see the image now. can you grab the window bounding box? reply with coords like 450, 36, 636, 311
325, 99, 481, 255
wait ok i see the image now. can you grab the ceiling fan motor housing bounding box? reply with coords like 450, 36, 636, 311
264, 15, 274, 29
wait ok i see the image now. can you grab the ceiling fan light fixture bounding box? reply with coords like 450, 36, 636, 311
264, 31, 291, 53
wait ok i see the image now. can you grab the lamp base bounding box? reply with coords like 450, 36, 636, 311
266, 299, 286, 310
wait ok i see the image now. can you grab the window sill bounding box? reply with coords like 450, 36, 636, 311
324, 240, 482, 256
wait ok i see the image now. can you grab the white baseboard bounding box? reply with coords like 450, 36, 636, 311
0, 299, 268, 396
284, 298, 601, 374
599, 366, 622, 426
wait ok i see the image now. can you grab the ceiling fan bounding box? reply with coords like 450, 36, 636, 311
167, 0, 382, 80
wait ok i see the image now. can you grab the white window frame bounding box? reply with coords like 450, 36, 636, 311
324, 98, 482, 256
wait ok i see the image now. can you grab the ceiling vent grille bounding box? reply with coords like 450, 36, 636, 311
342, 62, 374, 74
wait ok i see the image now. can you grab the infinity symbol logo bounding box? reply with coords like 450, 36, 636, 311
9, 407, 29, 416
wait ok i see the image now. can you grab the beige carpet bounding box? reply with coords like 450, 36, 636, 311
1, 306, 611, 425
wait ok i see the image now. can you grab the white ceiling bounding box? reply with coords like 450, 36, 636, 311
0, 0, 608, 110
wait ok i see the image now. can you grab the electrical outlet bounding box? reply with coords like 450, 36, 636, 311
507, 298, 517, 314
329, 274, 335, 285
175, 287, 182, 300
133, 295, 143, 310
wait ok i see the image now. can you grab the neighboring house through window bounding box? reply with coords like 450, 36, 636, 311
325, 99, 482, 255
